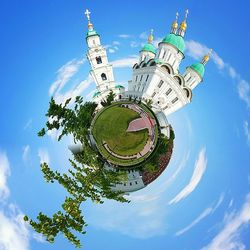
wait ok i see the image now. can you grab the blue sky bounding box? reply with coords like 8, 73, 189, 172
1, 0, 250, 249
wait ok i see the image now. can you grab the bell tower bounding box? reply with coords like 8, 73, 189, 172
85, 9, 115, 94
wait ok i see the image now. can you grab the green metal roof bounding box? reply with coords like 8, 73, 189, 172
140, 43, 157, 54
162, 34, 185, 53
115, 85, 125, 89
86, 29, 99, 38
93, 91, 101, 98
190, 63, 205, 78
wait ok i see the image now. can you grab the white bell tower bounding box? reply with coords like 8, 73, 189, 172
85, 9, 115, 95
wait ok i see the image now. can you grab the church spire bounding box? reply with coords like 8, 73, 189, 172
85, 9, 94, 31
201, 49, 213, 65
148, 29, 154, 43
171, 12, 179, 34
178, 9, 189, 37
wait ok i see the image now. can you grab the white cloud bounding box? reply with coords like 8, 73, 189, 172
130, 41, 140, 48
0, 152, 30, 250
175, 193, 224, 236
0, 151, 10, 200
87, 198, 167, 239
113, 41, 120, 46
139, 31, 148, 40
111, 55, 138, 68
23, 119, 32, 130
186, 40, 250, 109
49, 58, 84, 96
201, 193, 250, 250
108, 48, 115, 53
169, 148, 207, 204
238, 80, 250, 108
243, 121, 250, 144
22, 145, 30, 163
229, 199, 234, 208
118, 34, 131, 39
186, 40, 225, 69
53, 74, 94, 105
0, 204, 29, 250
229, 66, 237, 79
87, 150, 191, 239
32, 232, 46, 243
38, 148, 50, 164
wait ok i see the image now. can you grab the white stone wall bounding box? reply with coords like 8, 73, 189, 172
139, 51, 155, 64
183, 67, 202, 90
156, 43, 184, 74
86, 35, 116, 95
110, 168, 145, 193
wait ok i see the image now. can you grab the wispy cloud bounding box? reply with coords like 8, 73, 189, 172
130, 41, 140, 48
49, 58, 84, 96
243, 121, 250, 145
87, 198, 167, 239
111, 55, 138, 68
113, 41, 120, 46
118, 34, 131, 39
87, 149, 191, 239
38, 148, 50, 164
53, 74, 93, 104
186, 40, 250, 108
186, 40, 225, 69
0, 204, 30, 250
201, 193, 250, 250
175, 193, 224, 236
0, 151, 10, 200
23, 118, 32, 130
22, 145, 30, 163
229, 199, 234, 208
238, 80, 250, 108
169, 148, 207, 205
108, 48, 116, 53
0, 151, 30, 250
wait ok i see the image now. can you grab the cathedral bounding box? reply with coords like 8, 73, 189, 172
81, 9, 211, 193
84, 9, 211, 117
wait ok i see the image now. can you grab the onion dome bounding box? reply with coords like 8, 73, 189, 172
162, 33, 185, 53
85, 9, 99, 38
190, 63, 205, 78
140, 29, 157, 54
190, 49, 212, 78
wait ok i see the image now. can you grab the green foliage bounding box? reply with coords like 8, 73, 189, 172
38, 97, 97, 142
101, 90, 115, 107
28, 96, 129, 248
141, 134, 169, 171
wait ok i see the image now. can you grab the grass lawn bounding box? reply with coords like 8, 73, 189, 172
92, 105, 148, 156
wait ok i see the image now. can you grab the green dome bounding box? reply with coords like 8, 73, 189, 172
93, 91, 101, 98
86, 29, 99, 38
162, 34, 185, 53
115, 85, 125, 89
140, 43, 156, 54
190, 63, 205, 78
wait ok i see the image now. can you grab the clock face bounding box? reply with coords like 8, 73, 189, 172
95, 49, 99, 52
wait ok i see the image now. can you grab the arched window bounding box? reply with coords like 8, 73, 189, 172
174, 76, 182, 85
149, 61, 156, 66
96, 56, 102, 64
101, 73, 107, 81
161, 65, 171, 74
